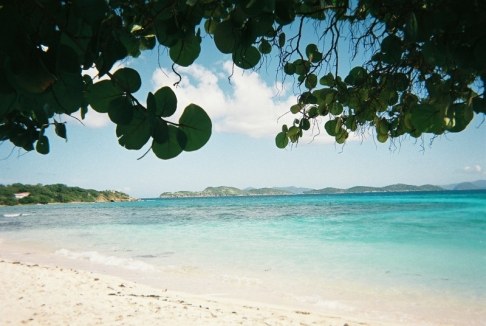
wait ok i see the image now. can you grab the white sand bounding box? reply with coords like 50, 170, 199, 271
0, 259, 371, 325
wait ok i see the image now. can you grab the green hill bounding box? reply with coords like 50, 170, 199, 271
160, 186, 291, 198
0, 183, 134, 206
305, 184, 443, 195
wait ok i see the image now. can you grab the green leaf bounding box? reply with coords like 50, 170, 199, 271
405, 13, 418, 41
284, 62, 295, 75
393, 73, 409, 92
344, 67, 368, 86
300, 118, 310, 130
305, 74, 318, 89
278, 32, 286, 48
54, 122, 67, 140
258, 39, 272, 54
329, 102, 343, 115
73, 0, 108, 24
178, 104, 212, 151
113, 68, 142, 93
108, 96, 134, 125
87, 80, 124, 113
275, 131, 288, 148
447, 103, 473, 133
116, 109, 151, 150
319, 73, 334, 86
287, 125, 301, 142
36, 135, 49, 155
305, 43, 322, 62
473, 97, 486, 114
410, 103, 442, 133
152, 119, 169, 143
51, 72, 84, 114
325, 119, 338, 136
290, 104, 302, 114
293, 59, 310, 75
214, 20, 238, 54
381, 35, 403, 64
233, 46, 261, 69
335, 129, 348, 144
153, 87, 177, 117
170, 34, 201, 67
152, 126, 186, 159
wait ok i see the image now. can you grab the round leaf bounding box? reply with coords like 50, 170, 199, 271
152, 126, 186, 159
153, 86, 177, 117
116, 109, 151, 150
36, 135, 49, 155
305, 74, 318, 89
259, 39, 272, 54
108, 96, 134, 125
87, 80, 123, 113
113, 68, 141, 93
233, 46, 261, 69
214, 20, 238, 54
179, 104, 212, 151
275, 131, 288, 148
170, 34, 201, 67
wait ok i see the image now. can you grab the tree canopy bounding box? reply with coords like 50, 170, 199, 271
0, 0, 485, 159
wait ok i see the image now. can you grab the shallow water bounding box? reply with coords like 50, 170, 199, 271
1, 190, 485, 324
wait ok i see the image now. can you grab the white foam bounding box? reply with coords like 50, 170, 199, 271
54, 248, 155, 271
3, 213, 21, 217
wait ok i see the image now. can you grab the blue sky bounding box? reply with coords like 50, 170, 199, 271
1, 29, 486, 198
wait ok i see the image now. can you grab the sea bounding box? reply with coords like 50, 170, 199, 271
1, 190, 485, 325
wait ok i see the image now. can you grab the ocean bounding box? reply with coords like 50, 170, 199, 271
1, 190, 485, 324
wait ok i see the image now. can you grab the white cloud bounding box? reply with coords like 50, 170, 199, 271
69, 110, 111, 128
462, 164, 485, 175
151, 61, 336, 143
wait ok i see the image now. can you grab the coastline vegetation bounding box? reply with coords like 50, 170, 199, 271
0, 183, 132, 206
160, 184, 445, 198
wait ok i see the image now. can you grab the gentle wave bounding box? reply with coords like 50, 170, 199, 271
3, 213, 31, 217
54, 248, 156, 271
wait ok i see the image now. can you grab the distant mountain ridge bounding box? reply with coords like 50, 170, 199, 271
160, 186, 291, 198
159, 182, 483, 198
305, 183, 443, 194
444, 180, 486, 191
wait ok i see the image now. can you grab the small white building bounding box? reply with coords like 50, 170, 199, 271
14, 192, 30, 199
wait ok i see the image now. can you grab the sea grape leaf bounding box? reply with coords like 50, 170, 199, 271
116, 109, 151, 150
259, 39, 272, 54
51, 72, 84, 114
54, 122, 67, 140
36, 135, 49, 155
152, 118, 169, 143
179, 104, 212, 151
113, 68, 141, 93
108, 96, 134, 125
153, 86, 177, 117
305, 74, 318, 89
170, 34, 201, 67
232, 46, 261, 69
214, 20, 238, 54
152, 126, 186, 159
275, 131, 288, 148
86, 80, 124, 113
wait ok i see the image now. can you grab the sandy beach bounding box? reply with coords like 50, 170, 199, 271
0, 259, 371, 326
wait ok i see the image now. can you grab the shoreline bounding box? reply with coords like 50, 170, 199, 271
1, 239, 484, 325
0, 258, 372, 325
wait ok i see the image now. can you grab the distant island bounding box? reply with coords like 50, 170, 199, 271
160, 180, 486, 198
0, 184, 134, 206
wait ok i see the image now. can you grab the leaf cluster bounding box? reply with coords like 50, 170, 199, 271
0, 0, 484, 157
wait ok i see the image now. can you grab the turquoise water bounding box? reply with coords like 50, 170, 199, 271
1, 190, 486, 319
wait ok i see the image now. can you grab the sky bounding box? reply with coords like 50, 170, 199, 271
1, 27, 486, 198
